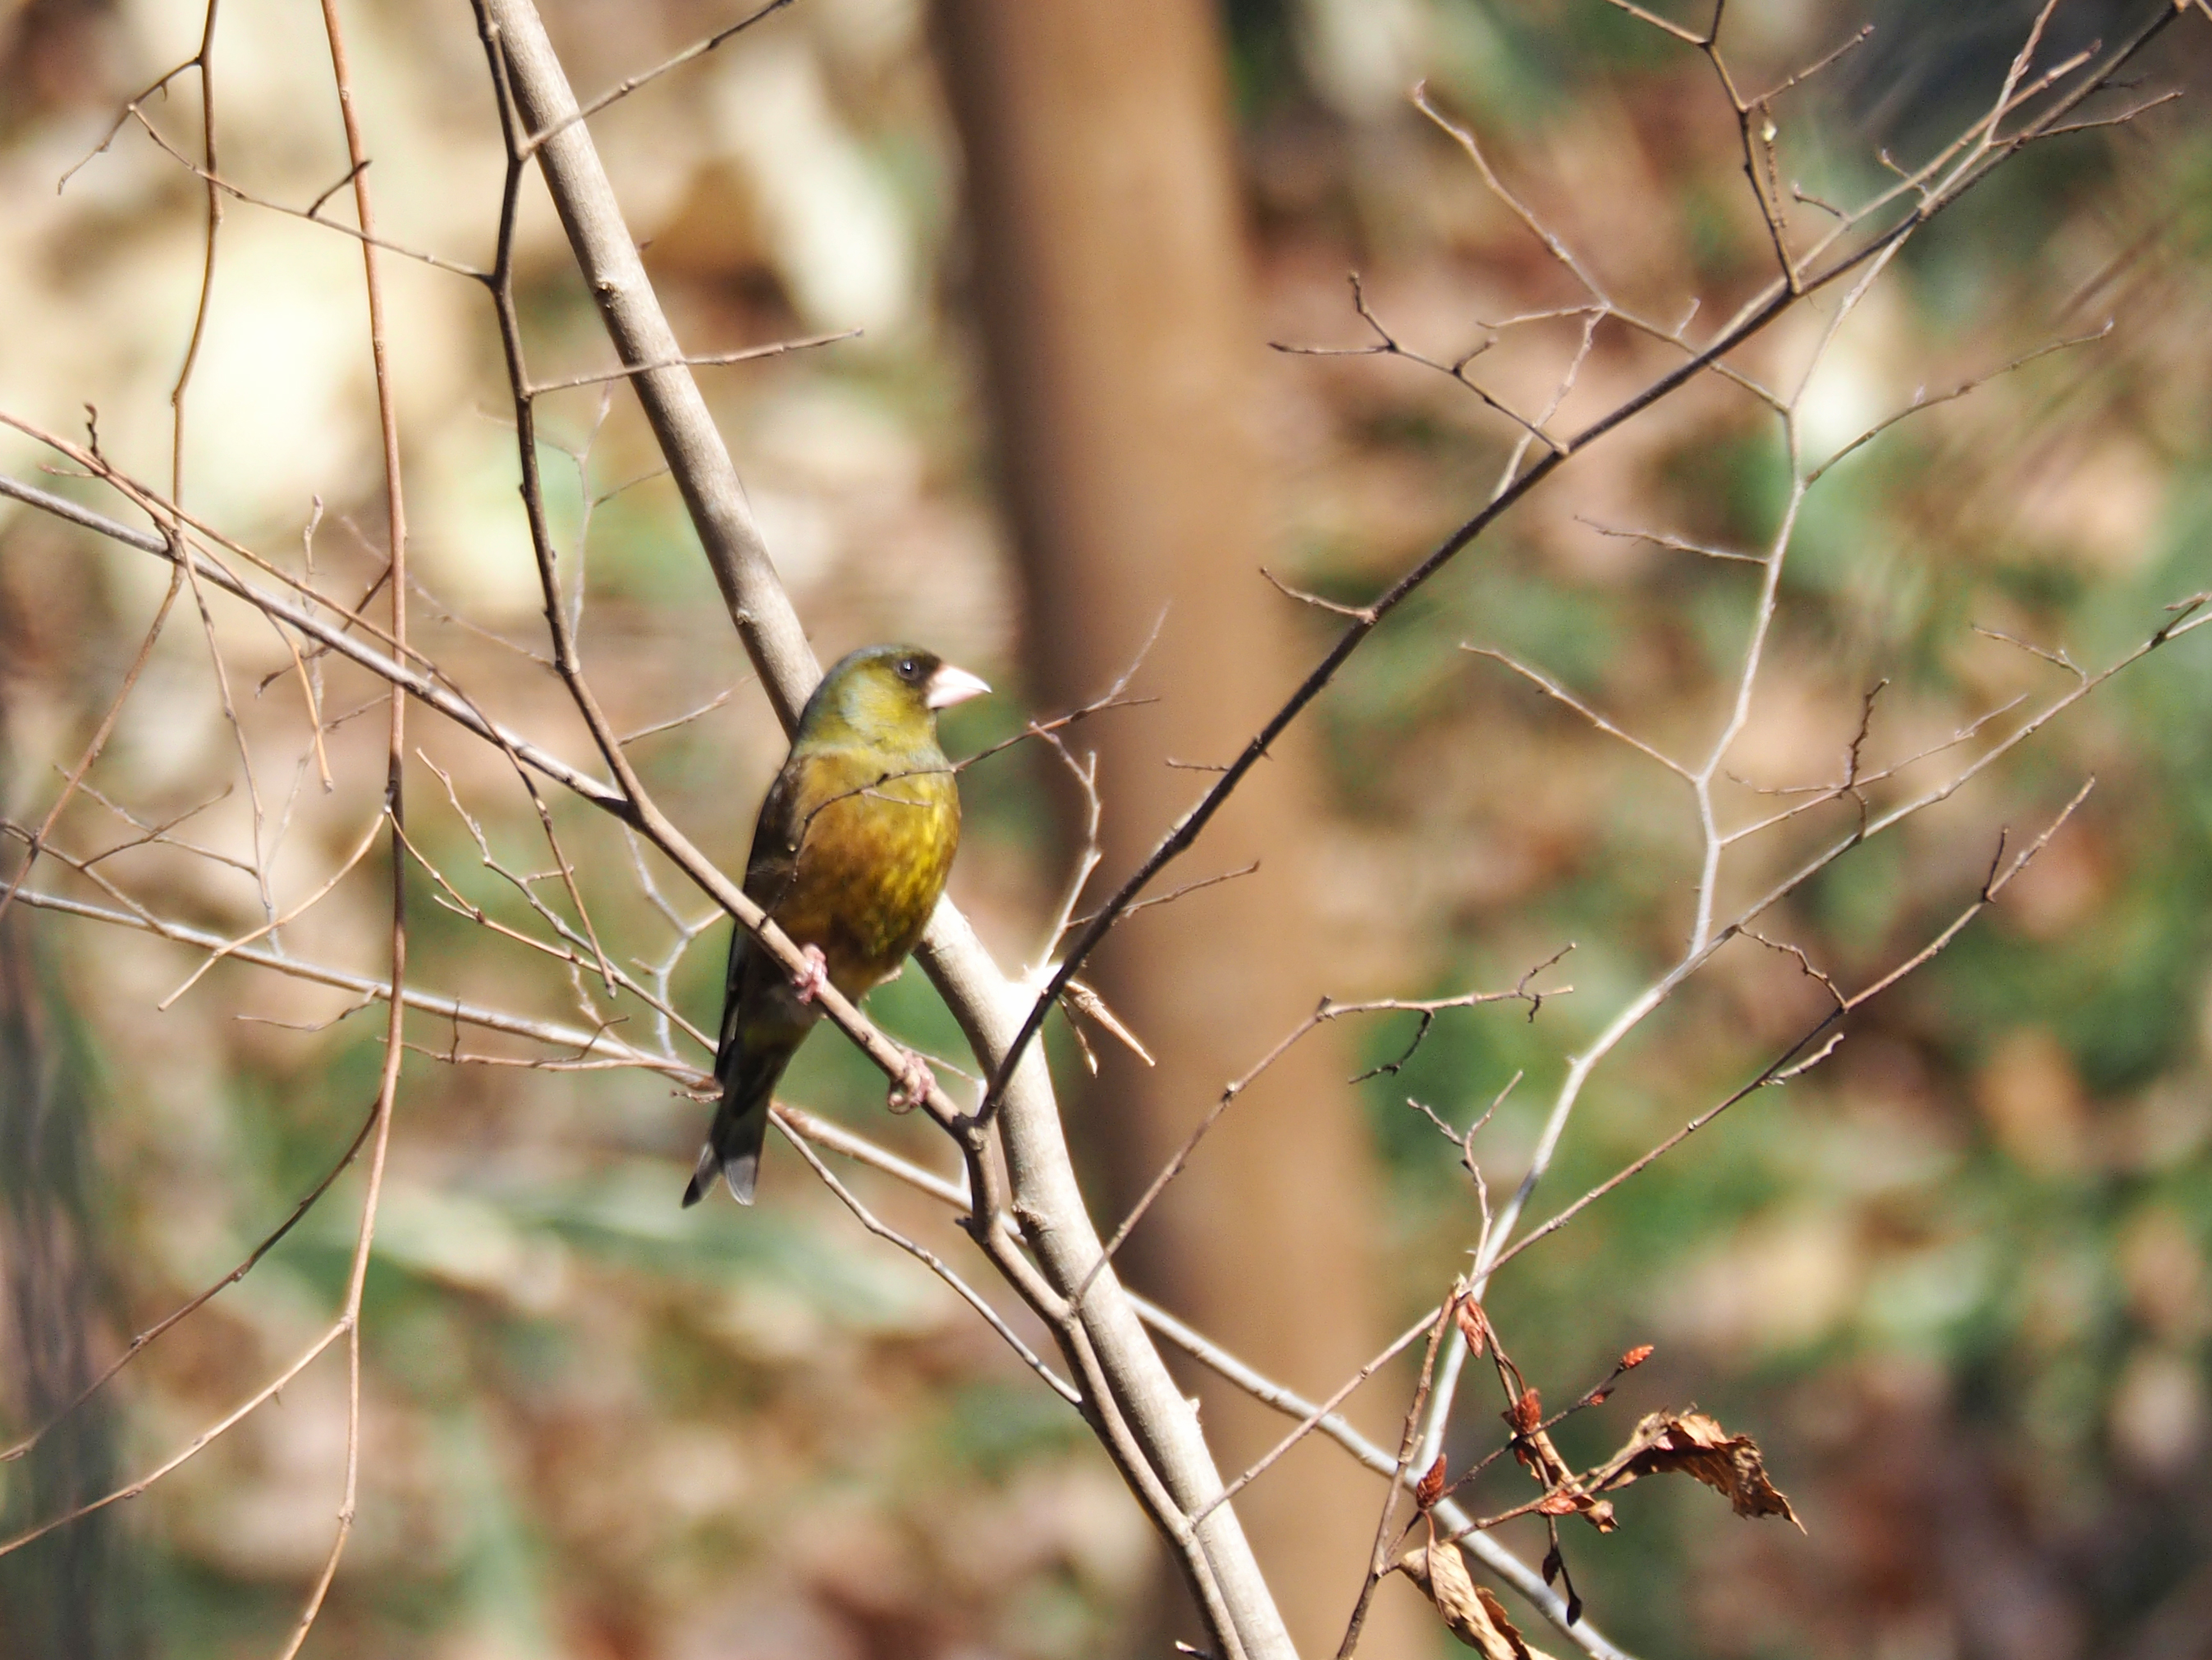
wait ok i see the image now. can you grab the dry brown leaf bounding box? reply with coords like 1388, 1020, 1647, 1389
1477, 1586, 1559, 1660
1416, 1453, 1449, 1511
1456, 1296, 1491, 1358
1589, 1410, 1802, 1529
1508, 1387, 1543, 1434
1396, 1535, 1559, 1659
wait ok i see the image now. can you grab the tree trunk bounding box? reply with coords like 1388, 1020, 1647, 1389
0, 558, 131, 1658
932, 4, 1421, 1653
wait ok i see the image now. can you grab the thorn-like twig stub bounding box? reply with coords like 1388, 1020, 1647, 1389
1061, 978, 1155, 1066
1260, 565, 1378, 624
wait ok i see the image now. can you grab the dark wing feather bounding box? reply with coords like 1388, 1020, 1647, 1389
714, 755, 822, 1067
683, 760, 815, 1209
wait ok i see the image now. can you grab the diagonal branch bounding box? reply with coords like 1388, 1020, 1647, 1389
473, 7, 1293, 1653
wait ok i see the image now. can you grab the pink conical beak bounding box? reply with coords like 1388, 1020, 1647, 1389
925, 663, 992, 710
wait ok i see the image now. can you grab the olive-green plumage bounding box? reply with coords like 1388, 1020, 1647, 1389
684, 644, 985, 1207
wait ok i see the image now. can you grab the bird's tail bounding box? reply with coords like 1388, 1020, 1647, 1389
682, 1044, 789, 1208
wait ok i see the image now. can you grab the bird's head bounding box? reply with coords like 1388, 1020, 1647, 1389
797, 643, 992, 752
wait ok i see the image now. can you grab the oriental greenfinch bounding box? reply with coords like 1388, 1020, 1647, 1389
684, 644, 989, 1206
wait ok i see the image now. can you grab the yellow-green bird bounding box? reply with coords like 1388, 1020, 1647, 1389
684, 644, 990, 1207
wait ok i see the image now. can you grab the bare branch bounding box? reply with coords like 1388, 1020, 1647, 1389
0, 567, 184, 927
1413, 86, 1610, 304
1752, 24, 1875, 106
1495, 779, 2096, 1273
524, 329, 859, 397
1465, 647, 1692, 778
1596, 0, 1703, 48
1577, 516, 1763, 565
1807, 322, 2114, 485
1075, 968, 1564, 1305
1193, 1310, 1438, 1525
154, 809, 386, 1009
0, 1324, 347, 1560
519, 0, 795, 155
0, 1095, 379, 1466
121, 104, 488, 281
781, 1132, 1080, 1406
617, 683, 746, 744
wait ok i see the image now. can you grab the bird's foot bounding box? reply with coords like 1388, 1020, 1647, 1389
887, 1047, 935, 1115
790, 944, 831, 1004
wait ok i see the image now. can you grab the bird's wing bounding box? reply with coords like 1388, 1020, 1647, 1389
744, 758, 808, 906
715, 755, 816, 1079
714, 918, 749, 1079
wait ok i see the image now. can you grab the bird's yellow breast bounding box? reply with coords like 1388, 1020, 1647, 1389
767, 760, 959, 995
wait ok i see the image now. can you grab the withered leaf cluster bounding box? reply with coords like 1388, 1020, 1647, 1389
1583, 1410, 1802, 1530
1401, 1392, 1798, 1649
1398, 1531, 1559, 1660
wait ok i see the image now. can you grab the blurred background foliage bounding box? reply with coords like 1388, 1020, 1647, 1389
2, 0, 2211, 1658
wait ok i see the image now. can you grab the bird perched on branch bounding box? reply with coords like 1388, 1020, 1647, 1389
684, 644, 990, 1207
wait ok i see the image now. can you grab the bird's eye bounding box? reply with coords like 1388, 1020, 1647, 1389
895, 657, 921, 681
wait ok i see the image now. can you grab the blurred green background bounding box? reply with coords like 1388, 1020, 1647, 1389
3, 1, 2212, 1657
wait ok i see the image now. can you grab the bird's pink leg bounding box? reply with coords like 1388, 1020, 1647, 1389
887, 1048, 935, 1114
790, 944, 831, 1004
